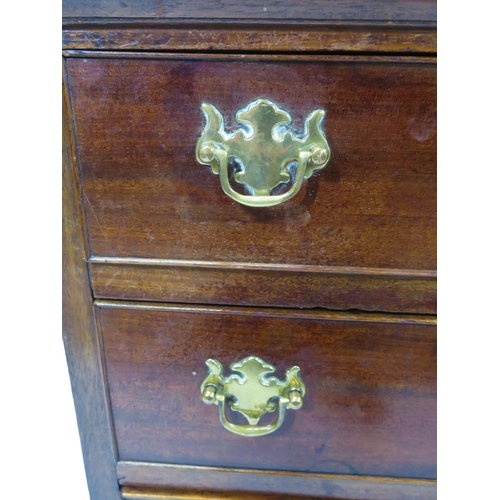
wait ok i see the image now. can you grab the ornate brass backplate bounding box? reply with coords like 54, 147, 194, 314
196, 98, 330, 207
200, 355, 306, 437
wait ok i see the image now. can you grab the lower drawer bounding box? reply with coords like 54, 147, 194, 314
98, 301, 436, 486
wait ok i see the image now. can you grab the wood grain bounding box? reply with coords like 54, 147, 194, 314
90, 261, 436, 313
62, 26, 437, 53
98, 302, 436, 479
62, 0, 436, 23
118, 463, 437, 499
66, 55, 436, 274
62, 60, 120, 499
63, 0, 437, 495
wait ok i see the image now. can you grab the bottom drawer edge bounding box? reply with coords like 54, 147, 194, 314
117, 462, 437, 500
121, 486, 334, 499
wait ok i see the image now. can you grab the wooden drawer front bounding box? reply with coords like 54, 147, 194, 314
98, 302, 436, 480
67, 55, 436, 272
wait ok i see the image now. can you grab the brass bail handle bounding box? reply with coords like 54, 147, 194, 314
196, 99, 330, 207
200, 356, 306, 437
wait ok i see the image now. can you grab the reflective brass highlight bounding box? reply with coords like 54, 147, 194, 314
196, 98, 330, 207
200, 355, 306, 437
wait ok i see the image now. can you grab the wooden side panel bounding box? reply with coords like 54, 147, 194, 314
66, 55, 436, 272
89, 261, 437, 314
118, 463, 437, 499
62, 60, 121, 499
62, 0, 436, 22
98, 303, 436, 479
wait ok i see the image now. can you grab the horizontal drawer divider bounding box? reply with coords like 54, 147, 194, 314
121, 486, 324, 499
89, 256, 436, 278
63, 24, 436, 55
64, 50, 436, 65
118, 461, 437, 500
62, 19, 438, 28
95, 299, 436, 325
90, 259, 436, 314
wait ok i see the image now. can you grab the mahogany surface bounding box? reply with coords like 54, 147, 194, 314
98, 303, 436, 479
66, 55, 436, 272
90, 260, 436, 313
119, 475, 436, 500
63, 2, 437, 498
121, 485, 325, 500
62, 26, 437, 54
62, 0, 436, 23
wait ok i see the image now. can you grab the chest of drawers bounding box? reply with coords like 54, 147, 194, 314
63, 2, 436, 498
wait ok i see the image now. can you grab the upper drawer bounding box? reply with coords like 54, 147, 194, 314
66, 54, 436, 273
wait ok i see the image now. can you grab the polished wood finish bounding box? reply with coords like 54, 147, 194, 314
62, 0, 436, 23
63, 0, 436, 496
90, 260, 436, 313
118, 463, 437, 499
65, 52, 435, 63
98, 302, 436, 479
89, 255, 437, 275
95, 300, 437, 324
122, 485, 318, 499
62, 26, 436, 54
62, 61, 121, 500
122, 485, 323, 499
66, 54, 436, 274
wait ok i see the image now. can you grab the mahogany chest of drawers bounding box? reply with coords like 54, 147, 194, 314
62, 2, 436, 498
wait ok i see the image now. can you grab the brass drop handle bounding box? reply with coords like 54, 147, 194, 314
196, 99, 330, 207
200, 356, 306, 437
